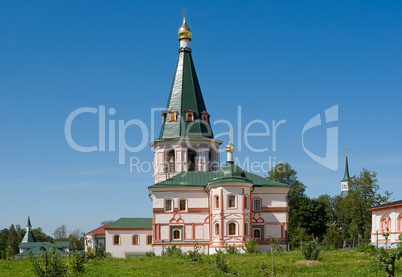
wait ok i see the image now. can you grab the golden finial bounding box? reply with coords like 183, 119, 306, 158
226, 130, 235, 152
345, 148, 348, 156
178, 14, 192, 40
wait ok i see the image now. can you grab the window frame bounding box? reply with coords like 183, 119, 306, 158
132, 235, 139, 245
253, 198, 261, 211
253, 228, 261, 239
214, 195, 219, 209
228, 195, 237, 209
179, 199, 187, 212
228, 222, 237, 236
113, 234, 121, 246
146, 235, 152, 245
165, 199, 173, 212
215, 222, 220, 236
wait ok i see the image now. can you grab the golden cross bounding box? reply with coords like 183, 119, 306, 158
345, 148, 348, 155
182, 8, 188, 18
228, 129, 232, 143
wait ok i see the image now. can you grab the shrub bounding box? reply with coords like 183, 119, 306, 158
214, 249, 229, 273
223, 242, 238, 254
242, 239, 261, 254
187, 242, 202, 263
31, 247, 68, 277
69, 251, 85, 273
302, 241, 320, 261
145, 251, 156, 257
162, 244, 182, 257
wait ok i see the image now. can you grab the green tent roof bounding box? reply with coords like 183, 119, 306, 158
157, 48, 214, 140
105, 218, 152, 229
342, 155, 351, 182
19, 241, 69, 249
149, 167, 289, 188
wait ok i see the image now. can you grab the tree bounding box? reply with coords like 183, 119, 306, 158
7, 224, 19, 256
32, 228, 53, 242
68, 229, 85, 251
268, 163, 307, 248
53, 225, 68, 241
335, 168, 391, 246
100, 220, 114, 226
0, 228, 9, 259
297, 196, 328, 240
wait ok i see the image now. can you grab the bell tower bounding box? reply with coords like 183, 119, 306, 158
151, 17, 222, 183
340, 149, 350, 198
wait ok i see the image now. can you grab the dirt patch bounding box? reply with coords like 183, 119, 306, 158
296, 260, 320, 266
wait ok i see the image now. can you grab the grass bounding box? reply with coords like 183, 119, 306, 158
1, 249, 402, 276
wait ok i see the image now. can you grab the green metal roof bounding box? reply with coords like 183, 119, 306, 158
158, 49, 214, 140
342, 155, 350, 182
210, 161, 252, 184
16, 244, 68, 257
105, 218, 152, 229
19, 241, 69, 249
21, 230, 36, 243
149, 167, 289, 188
27, 216, 32, 228
340, 190, 349, 198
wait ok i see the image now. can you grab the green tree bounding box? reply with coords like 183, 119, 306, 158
267, 163, 307, 248
68, 229, 85, 251
336, 168, 390, 246
32, 228, 53, 242
7, 224, 19, 256
297, 196, 328, 240
53, 225, 68, 241
0, 228, 10, 259
100, 220, 114, 226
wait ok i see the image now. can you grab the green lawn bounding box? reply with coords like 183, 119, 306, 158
1, 249, 401, 276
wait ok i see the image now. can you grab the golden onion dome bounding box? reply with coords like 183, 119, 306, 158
226, 142, 235, 152
178, 17, 192, 39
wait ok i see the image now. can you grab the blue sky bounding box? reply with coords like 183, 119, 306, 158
0, 1, 401, 235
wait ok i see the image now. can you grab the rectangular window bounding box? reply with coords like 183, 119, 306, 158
253, 199, 261, 211
228, 196, 236, 208
179, 200, 186, 211
165, 199, 173, 211
215, 196, 219, 209
245, 196, 248, 209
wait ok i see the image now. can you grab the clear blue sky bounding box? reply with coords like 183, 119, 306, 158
1, 1, 401, 235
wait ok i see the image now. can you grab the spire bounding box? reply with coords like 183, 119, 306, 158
27, 216, 32, 228
342, 149, 350, 182
156, 16, 214, 141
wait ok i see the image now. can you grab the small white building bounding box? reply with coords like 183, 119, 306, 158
85, 223, 110, 251
105, 218, 153, 258
368, 200, 402, 248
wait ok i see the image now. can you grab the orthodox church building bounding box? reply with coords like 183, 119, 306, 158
88, 17, 290, 257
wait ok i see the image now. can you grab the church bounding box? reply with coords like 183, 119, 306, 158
87, 17, 290, 257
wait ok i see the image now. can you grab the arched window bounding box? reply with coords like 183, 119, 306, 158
201, 110, 209, 124
245, 196, 249, 209
253, 229, 261, 239
185, 109, 195, 122
398, 212, 402, 232
244, 223, 249, 236
132, 235, 139, 245
215, 195, 219, 209
165, 199, 173, 212
215, 223, 220, 236
228, 222, 236, 236
188, 149, 197, 171
209, 149, 218, 171
113, 235, 120, 245
146, 235, 152, 245
165, 149, 175, 173
173, 230, 180, 239
168, 109, 177, 122
381, 215, 391, 232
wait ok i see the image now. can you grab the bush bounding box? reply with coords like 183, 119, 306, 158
69, 251, 85, 273
223, 242, 238, 254
145, 251, 156, 257
187, 242, 202, 263
302, 241, 320, 261
242, 239, 261, 254
162, 244, 182, 257
31, 247, 68, 277
214, 249, 229, 273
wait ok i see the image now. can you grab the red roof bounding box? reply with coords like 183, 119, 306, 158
86, 223, 111, 235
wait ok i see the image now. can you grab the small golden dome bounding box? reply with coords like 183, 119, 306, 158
226, 142, 235, 152
178, 17, 192, 39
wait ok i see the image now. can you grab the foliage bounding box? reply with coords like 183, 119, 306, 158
214, 249, 229, 273
31, 247, 68, 277
370, 234, 402, 277
268, 236, 283, 276
297, 196, 329, 241
302, 241, 320, 261
187, 242, 203, 263
69, 251, 85, 273
322, 223, 343, 249
85, 246, 107, 261
223, 241, 238, 254
100, 220, 115, 226
68, 229, 85, 251
32, 228, 53, 242
162, 244, 182, 257
242, 239, 261, 254
53, 225, 68, 241
145, 251, 156, 257
7, 224, 19, 256
258, 260, 270, 277
290, 227, 310, 249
